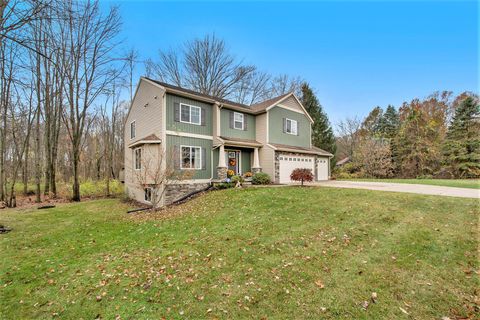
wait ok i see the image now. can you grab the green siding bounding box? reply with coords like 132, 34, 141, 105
220, 108, 256, 140
166, 94, 213, 135
268, 106, 311, 148
212, 148, 219, 179
166, 135, 212, 179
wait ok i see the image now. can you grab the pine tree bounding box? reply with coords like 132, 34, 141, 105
443, 96, 480, 177
300, 83, 336, 166
378, 105, 400, 138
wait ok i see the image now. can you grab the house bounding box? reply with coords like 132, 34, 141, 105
124, 77, 333, 206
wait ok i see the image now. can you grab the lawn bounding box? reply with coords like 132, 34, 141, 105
0, 187, 478, 319
338, 178, 480, 189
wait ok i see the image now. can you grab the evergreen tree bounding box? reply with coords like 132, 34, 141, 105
360, 106, 383, 137
378, 105, 400, 138
300, 83, 336, 167
443, 96, 480, 177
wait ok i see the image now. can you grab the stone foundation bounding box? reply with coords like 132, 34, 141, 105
217, 166, 227, 180
164, 183, 211, 205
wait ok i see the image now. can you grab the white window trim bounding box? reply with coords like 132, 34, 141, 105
233, 112, 244, 130
179, 103, 201, 125
285, 118, 298, 135
134, 147, 141, 170
130, 120, 136, 140
180, 145, 202, 170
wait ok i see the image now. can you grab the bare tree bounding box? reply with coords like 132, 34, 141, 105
336, 116, 362, 160
61, 0, 121, 201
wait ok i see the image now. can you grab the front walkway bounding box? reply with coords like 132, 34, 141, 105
312, 180, 480, 199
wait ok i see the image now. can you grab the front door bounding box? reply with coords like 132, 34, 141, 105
226, 150, 240, 175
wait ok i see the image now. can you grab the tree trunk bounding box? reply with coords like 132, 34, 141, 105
34, 105, 41, 202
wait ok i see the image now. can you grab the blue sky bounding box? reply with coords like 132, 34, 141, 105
102, 0, 478, 127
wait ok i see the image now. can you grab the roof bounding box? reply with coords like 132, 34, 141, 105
143, 77, 298, 115
336, 157, 351, 166
128, 134, 162, 148
219, 136, 263, 147
144, 77, 251, 110
250, 92, 292, 112
270, 143, 333, 157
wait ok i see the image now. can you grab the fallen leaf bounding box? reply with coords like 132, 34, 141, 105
315, 280, 325, 289
371, 292, 378, 303
399, 307, 409, 315
361, 301, 369, 310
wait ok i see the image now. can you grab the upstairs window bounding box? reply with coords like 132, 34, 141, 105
234, 112, 244, 130
181, 146, 202, 169
134, 148, 141, 170
180, 103, 201, 125
285, 118, 298, 135
130, 121, 136, 139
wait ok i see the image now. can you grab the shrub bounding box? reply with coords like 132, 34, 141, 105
231, 175, 244, 185
252, 172, 271, 185
290, 168, 314, 186
214, 182, 234, 190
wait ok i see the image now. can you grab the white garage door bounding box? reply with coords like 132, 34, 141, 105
279, 154, 315, 184
317, 157, 329, 181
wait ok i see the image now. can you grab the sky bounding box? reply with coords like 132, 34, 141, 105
101, 0, 478, 127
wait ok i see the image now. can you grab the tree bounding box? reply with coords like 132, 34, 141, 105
394, 93, 449, 177
146, 34, 256, 100
354, 138, 393, 178
300, 83, 336, 167
442, 96, 480, 178
336, 116, 362, 160
377, 105, 400, 139
360, 106, 383, 137
61, 0, 121, 201
290, 168, 314, 186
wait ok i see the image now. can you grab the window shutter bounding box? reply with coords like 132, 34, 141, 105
174, 102, 180, 122
201, 108, 206, 126
243, 114, 248, 131
173, 145, 180, 169
201, 148, 206, 170
229, 111, 234, 129
296, 121, 299, 136
283, 118, 286, 133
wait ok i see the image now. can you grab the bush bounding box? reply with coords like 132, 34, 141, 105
252, 172, 271, 185
290, 168, 314, 186
231, 175, 244, 185
214, 182, 234, 190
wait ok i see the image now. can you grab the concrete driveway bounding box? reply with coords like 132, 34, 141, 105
312, 180, 480, 199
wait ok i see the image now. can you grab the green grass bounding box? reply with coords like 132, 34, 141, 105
1, 187, 478, 319
338, 178, 480, 189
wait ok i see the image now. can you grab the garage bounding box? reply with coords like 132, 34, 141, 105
278, 154, 315, 183
317, 157, 329, 180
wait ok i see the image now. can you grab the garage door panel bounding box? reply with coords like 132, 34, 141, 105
317, 158, 329, 180
278, 154, 315, 184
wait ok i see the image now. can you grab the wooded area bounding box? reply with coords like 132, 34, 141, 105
335, 92, 480, 179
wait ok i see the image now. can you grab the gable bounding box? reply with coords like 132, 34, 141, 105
278, 96, 303, 113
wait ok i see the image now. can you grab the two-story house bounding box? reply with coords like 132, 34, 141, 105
124, 77, 333, 206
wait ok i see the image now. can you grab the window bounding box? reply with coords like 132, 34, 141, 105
181, 146, 202, 169
134, 148, 141, 170
180, 103, 201, 125
234, 112, 244, 130
286, 118, 298, 135
144, 187, 152, 202
130, 121, 136, 139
